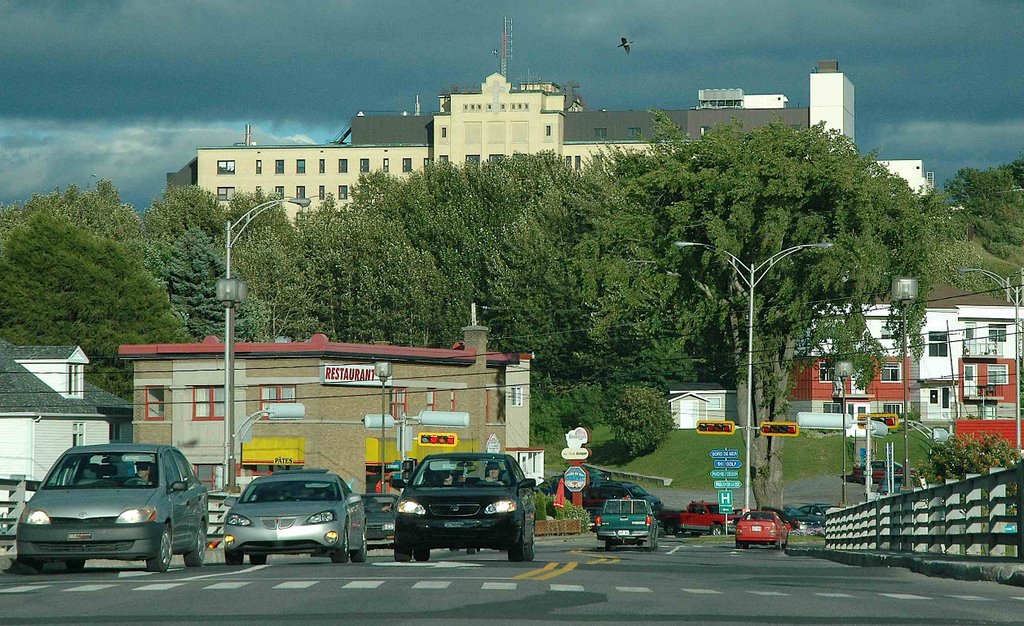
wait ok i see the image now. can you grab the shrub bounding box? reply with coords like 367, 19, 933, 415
610, 385, 674, 457
534, 492, 549, 521
924, 433, 1019, 483
554, 500, 590, 525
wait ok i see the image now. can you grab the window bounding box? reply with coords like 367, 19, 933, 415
928, 331, 949, 357
989, 364, 1009, 385
66, 364, 84, 396
565, 156, 572, 167
510, 385, 524, 407
317, 185, 325, 200
145, 386, 166, 421
990, 324, 1007, 344
441, 127, 447, 138
574, 155, 581, 170
882, 403, 903, 415
818, 361, 834, 382
72, 422, 85, 447
275, 186, 285, 197
382, 158, 389, 173
260, 384, 297, 411
360, 158, 369, 173
545, 125, 552, 137
439, 155, 449, 163
402, 158, 412, 172
216, 187, 235, 201
450, 390, 457, 410
880, 322, 895, 340
594, 127, 607, 139
882, 362, 901, 382
823, 402, 841, 414
339, 158, 348, 173
338, 185, 349, 200
217, 160, 235, 175
423, 158, 431, 168
708, 397, 722, 410
255, 159, 263, 175
391, 388, 408, 417
628, 127, 641, 139
466, 154, 480, 165
192, 386, 225, 420
296, 159, 306, 174
318, 158, 325, 174
426, 389, 436, 410
275, 159, 285, 174
296, 186, 306, 199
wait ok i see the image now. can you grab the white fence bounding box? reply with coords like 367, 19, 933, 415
826, 464, 1023, 557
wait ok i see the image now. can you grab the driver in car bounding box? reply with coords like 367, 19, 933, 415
129, 461, 154, 486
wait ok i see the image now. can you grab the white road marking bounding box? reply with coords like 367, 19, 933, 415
373, 561, 481, 568
668, 546, 682, 555
947, 595, 992, 601
179, 564, 270, 581
134, 583, 185, 591
0, 585, 49, 593
203, 582, 252, 590
65, 584, 117, 592
748, 590, 788, 596
879, 593, 930, 600
616, 587, 652, 593
343, 580, 386, 589
550, 584, 585, 592
273, 581, 319, 589
413, 581, 451, 589
481, 582, 517, 590
682, 588, 722, 594
118, 571, 155, 578
815, 593, 855, 598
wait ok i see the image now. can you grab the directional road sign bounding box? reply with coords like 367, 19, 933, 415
714, 480, 742, 489
708, 449, 740, 459
718, 490, 733, 510
713, 459, 742, 469
710, 469, 739, 479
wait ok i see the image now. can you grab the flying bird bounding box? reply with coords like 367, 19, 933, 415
618, 37, 631, 54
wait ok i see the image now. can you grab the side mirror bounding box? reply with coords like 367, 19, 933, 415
169, 480, 187, 492
519, 478, 538, 491
347, 493, 362, 506
390, 476, 406, 489
223, 496, 238, 508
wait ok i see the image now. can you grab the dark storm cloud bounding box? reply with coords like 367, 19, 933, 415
0, 0, 1021, 209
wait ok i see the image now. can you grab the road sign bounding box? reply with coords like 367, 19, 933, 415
714, 480, 742, 489
720, 504, 734, 515
485, 433, 501, 453
710, 469, 739, 478
563, 466, 588, 492
713, 459, 742, 469
718, 490, 733, 508
708, 449, 739, 459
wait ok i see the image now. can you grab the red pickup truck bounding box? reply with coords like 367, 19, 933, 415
657, 501, 736, 536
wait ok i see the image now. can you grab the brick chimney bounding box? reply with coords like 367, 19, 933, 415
462, 325, 488, 368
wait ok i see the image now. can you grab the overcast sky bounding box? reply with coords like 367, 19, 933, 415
1, 0, 1021, 211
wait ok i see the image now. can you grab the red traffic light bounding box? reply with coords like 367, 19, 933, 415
760, 422, 800, 437
865, 413, 900, 430
696, 420, 737, 435
418, 432, 458, 447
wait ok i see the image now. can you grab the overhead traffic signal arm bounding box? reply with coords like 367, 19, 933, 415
696, 420, 737, 435
760, 421, 800, 437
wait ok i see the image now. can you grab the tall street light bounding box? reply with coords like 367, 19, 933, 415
959, 267, 1023, 454
375, 362, 392, 493
675, 240, 833, 511
891, 277, 918, 492
835, 360, 853, 506
218, 196, 311, 492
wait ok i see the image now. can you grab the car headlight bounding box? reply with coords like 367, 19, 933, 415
382, 522, 395, 531
397, 500, 425, 515
116, 506, 158, 524
305, 510, 336, 525
484, 500, 517, 514
21, 509, 51, 525
225, 512, 252, 526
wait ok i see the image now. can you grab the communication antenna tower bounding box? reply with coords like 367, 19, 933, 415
500, 16, 513, 77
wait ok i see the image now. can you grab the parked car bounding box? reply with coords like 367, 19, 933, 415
850, 461, 909, 485
779, 505, 824, 536
362, 493, 398, 547
592, 498, 659, 552
15, 443, 208, 573
796, 503, 834, 517
659, 501, 736, 536
223, 468, 367, 565
581, 480, 662, 517
391, 453, 537, 562
735, 510, 789, 549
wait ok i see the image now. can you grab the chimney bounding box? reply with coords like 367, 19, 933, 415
462, 325, 489, 368
817, 59, 839, 73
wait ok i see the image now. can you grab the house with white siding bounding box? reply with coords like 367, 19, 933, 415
667, 383, 738, 429
0, 341, 132, 480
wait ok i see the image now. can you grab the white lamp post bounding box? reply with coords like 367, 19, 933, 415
219, 196, 311, 492
836, 360, 853, 506
959, 267, 1023, 455
675, 240, 833, 511
891, 277, 918, 492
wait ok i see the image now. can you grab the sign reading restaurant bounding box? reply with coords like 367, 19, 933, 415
321, 364, 382, 386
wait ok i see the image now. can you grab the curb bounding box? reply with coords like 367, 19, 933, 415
788, 546, 1024, 587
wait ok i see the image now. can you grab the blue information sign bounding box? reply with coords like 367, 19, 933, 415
709, 449, 740, 459
563, 466, 588, 492
713, 459, 742, 469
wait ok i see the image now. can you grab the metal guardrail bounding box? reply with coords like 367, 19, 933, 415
825, 464, 1024, 557
584, 463, 673, 487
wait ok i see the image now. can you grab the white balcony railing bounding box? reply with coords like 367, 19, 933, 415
963, 340, 1003, 358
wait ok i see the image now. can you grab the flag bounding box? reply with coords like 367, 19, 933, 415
553, 478, 566, 509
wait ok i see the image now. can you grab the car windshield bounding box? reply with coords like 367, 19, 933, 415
241, 480, 339, 503
624, 484, 650, 497
42, 452, 159, 489
602, 499, 649, 515
412, 458, 511, 487
743, 512, 774, 521
362, 495, 397, 514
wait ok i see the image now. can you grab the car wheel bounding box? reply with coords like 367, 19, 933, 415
249, 554, 268, 565
740, 542, 749, 549
145, 525, 173, 573
604, 539, 615, 552
350, 528, 367, 563
710, 524, 724, 536
183, 524, 207, 568
521, 534, 535, 562
332, 529, 350, 563
14, 558, 42, 575
413, 548, 430, 562
224, 550, 244, 566
466, 548, 478, 555
64, 559, 86, 572
394, 546, 412, 562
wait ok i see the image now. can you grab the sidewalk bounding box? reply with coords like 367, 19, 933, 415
788, 546, 1024, 587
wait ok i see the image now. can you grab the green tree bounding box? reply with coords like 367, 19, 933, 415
164, 226, 225, 339
923, 434, 1018, 483
0, 213, 184, 397
945, 153, 1024, 261
611, 385, 674, 457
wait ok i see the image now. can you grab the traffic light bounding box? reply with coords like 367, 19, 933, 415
867, 413, 900, 431
696, 420, 737, 435
761, 422, 800, 437
418, 432, 459, 446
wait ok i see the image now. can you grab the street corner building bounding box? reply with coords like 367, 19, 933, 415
117, 326, 532, 492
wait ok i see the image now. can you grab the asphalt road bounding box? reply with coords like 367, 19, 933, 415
4, 537, 1024, 625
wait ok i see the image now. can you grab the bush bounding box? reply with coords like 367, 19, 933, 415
610, 385, 674, 457
534, 492, 549, 521
924, 433, 1019, 483
554, 501, 590, 525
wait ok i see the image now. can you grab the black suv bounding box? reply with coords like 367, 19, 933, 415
391, 453, 537, 562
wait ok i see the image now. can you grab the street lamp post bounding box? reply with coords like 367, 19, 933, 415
375, 361, 392, 493
836, 360, 853, 506
218, 196, 311, 492
959, 267, 1023, 454
891, 277, 919, 493
675, 240, 833, 511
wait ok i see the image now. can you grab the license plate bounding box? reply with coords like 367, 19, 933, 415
444, 521, 466, 528
751, 525, 762, 531
67, 532, 92, 541
616, 530, 630, 536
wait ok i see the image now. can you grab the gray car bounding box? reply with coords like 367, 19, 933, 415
15, 444, 208, 573
222, 469, 366, 565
